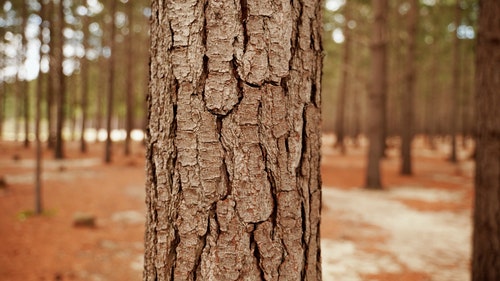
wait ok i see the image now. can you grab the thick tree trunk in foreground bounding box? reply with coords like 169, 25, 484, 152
144, 0, 322, 280
365, 0, 388, 189
472, 0, 500, 279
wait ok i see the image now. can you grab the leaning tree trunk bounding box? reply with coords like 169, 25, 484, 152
472, 0, 500, 279
144, 0, 323, 280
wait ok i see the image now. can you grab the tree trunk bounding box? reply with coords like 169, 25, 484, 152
449, 0, 461, 163
95, 54, 105, 142
472, 0, 500, 279
21, 1, 30, 148
0, 81, 4, 140
46, 0, 55, 149
124, 1, 134, 156
53, 0, 65, 159
365, 0, 388, 189
334, 4, 351, 155
104, 0, 116, 163
34, 0, 46, 215
400, 0, 418, 175
144, 0, 323, 280
80, 4, 89, 153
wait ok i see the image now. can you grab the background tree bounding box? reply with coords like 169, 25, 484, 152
104, 0, 116, 163
21, 0, 29, 148
124, 0, 134, 156
53, 0, 65, 159
449, 0, 462, 163
79, 0, 90, 153
144, 0, 323, 279
365, 0, 389, 189
472, 0, 500, 278
34, 0, 45, 214
334, 2, 351, 155
400, 0, 418, 175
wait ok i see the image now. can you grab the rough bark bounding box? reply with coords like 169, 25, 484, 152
365, 0, 388, 189
400, 0, 418, 175
144, 0, 322, 280
472, 0, 500, 279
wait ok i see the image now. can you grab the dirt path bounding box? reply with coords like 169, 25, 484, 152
0, 138, 474, 280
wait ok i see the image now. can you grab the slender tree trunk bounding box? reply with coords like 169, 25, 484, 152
365, 0, 388, 189
124, 1, 134, 156
21, 1, 30, 148
449, 0, 461, 163
472, 0, 500, 279
34, 0, 46, 215
53, 0, 65, 159
400, 0, 418, 175
335, 4, 351, 155
14, 74, 21, 142
95, 55, 105, 142
144, 0, 323, 280
104, 0, 116, 163
80, 5, 89, 153
0, 82, 3, 139
46, 0, 55, 149
0, 25, 4, 139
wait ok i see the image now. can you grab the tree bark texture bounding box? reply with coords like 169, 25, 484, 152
365, 0, 388, 189
400, 0, 418, 175
472, 0, 500, 279
145, 0, 322, 280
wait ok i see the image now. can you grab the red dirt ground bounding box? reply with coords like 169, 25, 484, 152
0, 137, 474, 280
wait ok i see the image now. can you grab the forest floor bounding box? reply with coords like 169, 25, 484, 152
0, 136, 474, 281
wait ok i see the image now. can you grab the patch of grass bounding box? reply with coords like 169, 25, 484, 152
17, 209, 58, 221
